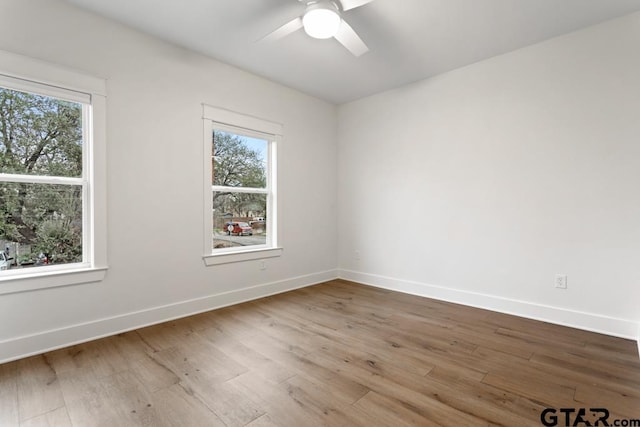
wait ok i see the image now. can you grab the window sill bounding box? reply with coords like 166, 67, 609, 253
0, 266, 108, 295
203, 247, 283, 266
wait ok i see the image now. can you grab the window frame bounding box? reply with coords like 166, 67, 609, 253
0, 50, 107, 294
202, 105, 282, 265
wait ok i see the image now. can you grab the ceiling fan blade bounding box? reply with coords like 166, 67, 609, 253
334, 19, 369, 56
339, 0, 375, 12
259, 17, 303, 43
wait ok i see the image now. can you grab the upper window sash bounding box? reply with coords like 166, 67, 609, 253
211, 124, 271, 192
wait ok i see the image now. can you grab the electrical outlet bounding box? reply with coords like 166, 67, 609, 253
354, 250, 361, 261
555, 274, 567, 289
259, 261, 267, 271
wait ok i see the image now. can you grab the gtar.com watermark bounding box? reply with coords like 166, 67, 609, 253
540, 408, 640, 427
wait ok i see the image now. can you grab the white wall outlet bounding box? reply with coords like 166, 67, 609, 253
259, 260, 267, 271
555, 274, 568, 289
354, 250, 361, 261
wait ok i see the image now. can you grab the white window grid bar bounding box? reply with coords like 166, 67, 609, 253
0, 173, 85, 186
211, 185, 269, 194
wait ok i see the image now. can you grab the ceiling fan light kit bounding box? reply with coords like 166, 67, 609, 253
302, 2, 342, 39
261, 0, 374, 56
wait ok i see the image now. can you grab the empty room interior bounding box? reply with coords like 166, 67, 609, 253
1, 0, 640, 425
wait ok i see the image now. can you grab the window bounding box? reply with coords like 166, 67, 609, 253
0, 50, 107, 294
203, 106, 282, 265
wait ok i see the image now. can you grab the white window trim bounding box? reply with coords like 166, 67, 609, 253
202, 105, 283, 265
0, 50, 108, 295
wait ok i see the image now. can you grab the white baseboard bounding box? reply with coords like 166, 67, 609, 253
339, 269, 639, 341
0, 269, 338, 364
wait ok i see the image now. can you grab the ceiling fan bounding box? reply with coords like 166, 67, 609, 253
260, 0, 375, 57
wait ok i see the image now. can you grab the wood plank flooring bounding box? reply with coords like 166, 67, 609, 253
1, 279, 639, 426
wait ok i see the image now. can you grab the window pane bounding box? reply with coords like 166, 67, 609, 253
0, 86, 83, 177
212, 130, 267, 188
212, 192, 267, 249
0, 183, 82, 268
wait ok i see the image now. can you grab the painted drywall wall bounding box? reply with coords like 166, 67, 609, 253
0, 0, 338, 361
338, 12, 640, 338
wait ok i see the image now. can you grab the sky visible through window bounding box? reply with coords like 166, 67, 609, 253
242, 135, 267, 165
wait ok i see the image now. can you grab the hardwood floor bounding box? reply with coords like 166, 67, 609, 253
1, 279, 639, 426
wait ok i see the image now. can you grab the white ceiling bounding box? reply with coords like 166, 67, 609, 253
65, 0, 640, 104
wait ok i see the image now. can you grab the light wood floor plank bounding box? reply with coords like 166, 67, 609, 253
20, 406, 71, 427
574, 384, 640, 419
149, 384, 226, 427
230, 372, 326, 427
304, 344, 489, 426
0, 362, 19, 426
243, 331, 371, 405
353, 390, 439, 427
16, 356, 65, 422
196, 327, 295, 384
283, 374, 381, 427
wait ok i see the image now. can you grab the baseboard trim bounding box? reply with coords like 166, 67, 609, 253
0, 269, 338, 363
339, 269, 638, 341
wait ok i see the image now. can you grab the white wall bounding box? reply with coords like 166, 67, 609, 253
0, 0, 338, 362
1, 0, 638, 362
338, 12, 640, 338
